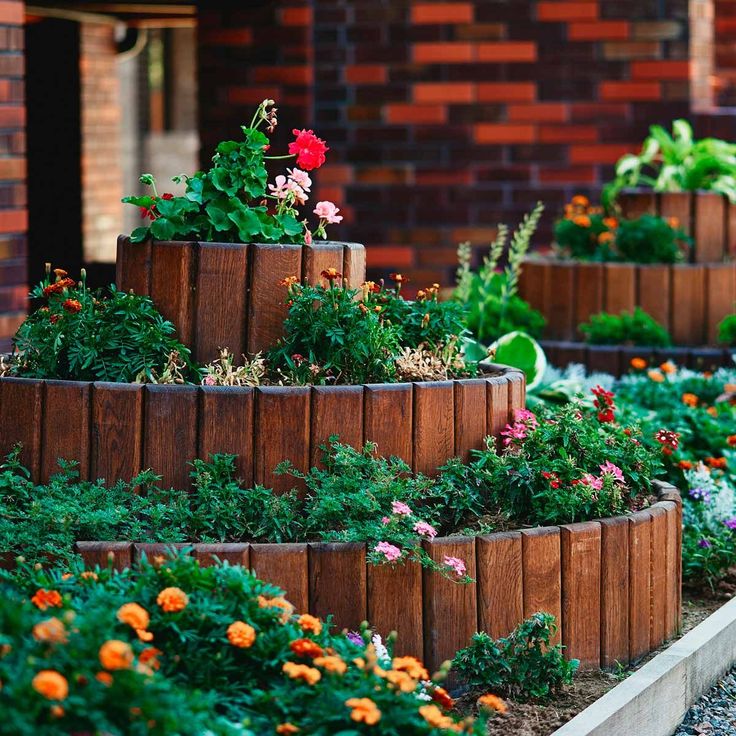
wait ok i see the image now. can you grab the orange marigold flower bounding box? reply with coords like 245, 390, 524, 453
298, 614, 322, 635
313, 655, 347, 674
276, 724, 299, 735
136, 628, 154, 642
320, 267, 342, 281
478, 693, 508, 714
385, 669, 417, 692
50, 704, 65, 718
227, 621, 256, 649
99, 640, 134, 671
53, 268, 68, 278
706, 456, 727, 469
707, 406, 718, 417
603, 217, 618, 229
258, 595, 294, 623
31, 589, 62, 611
392, 656, 429, 680
432, 686, 454, 709
725, 383, 736, 393
32, 670, 68, 701
290, 638, 324, 658
156, 587, 188, 613
389, 272, 409, 284
571, 195, 589, 207
573, 215, 591, 227
630, 357, 647, 370
728, 435, 736, 447
598, 231, 615, 244
282, 661, 321, 685
659, 361, 676, 374
117, 602, 150, 632
80, 571, 98, 581
419, 704, 454, 729
682, 393, 699, 407
668, 216, 680, 229
32, 617, 67, 644
648, 369, 665, 383
678, 460, 693, 470
139, 647, 162, 671
61, 573, 73, 580
361, 280, 380, 294
62, 299, 81, 314
279, 275, 299, 288
345, 697, 381, 725
95, 671, 113, 686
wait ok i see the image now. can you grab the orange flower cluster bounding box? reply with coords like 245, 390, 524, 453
32, 617, 68, 644
392, 656, 429, 681
345, 697, 381, 725
630, 357, 647, 370
99, 639, 134, 671
227, 621, 256, 649
478, 693, 508, 713
156, 587, 188, 613
290, 638, 324, 658
706, 456, 727, 470
419, 703, 463, 730
297, 613, 322, 635
276, 724, 300, 734
31, 589, 62, 611
258, 595, 294, 623
32, 670, 68, 701
313, 655, 347, 674
117, 602, 153, 642
282, 661, 321, 685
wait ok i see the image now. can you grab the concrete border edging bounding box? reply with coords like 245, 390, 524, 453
551, 596, 736, 736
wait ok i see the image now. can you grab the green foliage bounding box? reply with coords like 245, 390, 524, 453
454, 203, 546, 344
717, 313, 736, 346
615, 215, 688, 263
580, 307, 672, 347
603, 119, 736, 205
452, 614, 578, 700
9, 268, 195, 383
489, 331, 547, 390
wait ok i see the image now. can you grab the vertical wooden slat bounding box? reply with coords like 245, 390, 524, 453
600, 516, 630, 668
41, 380, 91, 483
116, 235, 151, 295
249, 543, 309, 613
75, 541, 133, 572
485, 376, 510, 442
705, 264, 736, 345
506, 370, 526, 417
618, 189, 657, 218
413, 381, 454, 475
0, 377, 43, 481
671, 265, 705, 345
518, 260, 548, 313
544, 262, 576, 340
422, 537, 477, 671
728, 201, 736, 258
247, 243, 302, 354
574, 262, 604, 338
303, 242, 344, 286
367, 560, 423, 656
254, 387, 310, 495
195, 243, 248, 364
629, 510, 652, 661
143, 385, 198, 490
560, 522, 601, 668
554, 342, 588, 368
620, 346, 656, 374
649, 505, 668, 648
309, 542, 367, 631
310, 386, 363, 468
363, 383, 412, 464
604, 263, 636, 315
658, 192, 692, 242
198, 386, 255, 488
193, 543, 249, 568
637, 265, 672, 331
520, 527, 562, 645
477, 532, 523, 639
694, 191, 727, 263
149, 241, 196, 347
342, 242, 367, 287
585, 346, 621, 377
454, 378, 488, 462
91, 383, 143, 484
663, 502, 679, 640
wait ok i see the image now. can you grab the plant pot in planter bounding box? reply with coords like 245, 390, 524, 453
0, 364, 524, 490
63, 480, 681, 672
116, 237, 366, 363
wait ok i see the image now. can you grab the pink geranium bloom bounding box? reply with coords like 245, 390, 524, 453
513, 408, 538, 428
268, 174, 289, 199
391, 500, 412, 516
580, 473, 603, 490
599, 461, 625, 483
313, 200, 343, 224
375, 541, 401, 562
443, 555, 466, 577
413, 521, 437, 539
287, 167, 312, 192
501, 422, 528, 446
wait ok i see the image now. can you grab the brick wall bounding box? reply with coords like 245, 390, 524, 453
200, 0, 692, 286
715, 0, 736, 104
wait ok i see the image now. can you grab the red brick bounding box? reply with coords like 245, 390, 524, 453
539, 166, 597, 183
569, 21, 630, 41
386, 104, 447, 124
570, 144, 634, 164
346, 65, 387, 84
603, 41, 661, 60
538, 125, 598, 143
369, 246, 415, 268
0, 157, 24, 180
571, 102, 629, 121
318, 164, 354, 186
508, 103, 567, 122
476, 42, 536, 62
477, 82, 536, 102
0, 209, 26, 233
227, 86, 280, 105
631, 60, 690, 79
411, 2, 474, 24
0, 1, 23, 25
537, 2, 598, 21
253, 66, 311, 85
413, 42, 474, 63
356, 167, 412, 185
474, 123, 536, 144
414, 82, 475, 103
600, 80, 661, 100
281, 6, 312, 26
415, 169, 473, 185
0, 105, 24, 127
200, 29, 253, 45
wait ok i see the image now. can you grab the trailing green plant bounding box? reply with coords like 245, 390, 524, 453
454, 203, 546, 344
603, 119, 736, 206
8, 266, 196, 383
717, 312, 736, 346
452, 614, 578, 700
579, 307, 672, 347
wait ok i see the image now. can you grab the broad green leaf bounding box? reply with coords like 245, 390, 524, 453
489, 331, 547, 390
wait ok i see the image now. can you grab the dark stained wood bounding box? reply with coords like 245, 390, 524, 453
506, 370, 526, 417
40, 380, 91, 482
193, 543, 249, 568
413, 381, 454, 475
585, 346, 621, 377
143, 385, 198, 490
728, 202, 736, 258
198, 386, 255, 487
116, 235, 151, 295
477, 532, 524, 639
521, 527, 562, 645
637, 265, 672, 331
654, 346, 691, 369
600, 516, 630, 668
689, 347, 727, 373
544, 262, 576, 340
574, 262, 604, 338
91, 383, 144, 484
485, 375, 510, 443
603, 263, 636, 315
618, 189, 657, 218
518, 260, 548, 314
0, 377, 43, 480
560, 522, 601, 668
661, 502, 679, 641
671, 265, 706, 345
303, 241, 344, 286
254, 386, 310, 495
454, 378, 488, 462
422, 536, 477, 671
367, 559, 423, 656
195, 243, 248, 363
648, 504, 668, 648
620, 346, 657, 375
694, 191, 727, 263
75, 541, 133, 572
309, 542, 367, 631
705, 264, 736, 345
658, 192, 692, 242
149, 241, 195, 346
363, 383, 413, 464
310, 385, 364, 468
342, 242, 367, 287
554, 342, 588, 368
247, 243, 302, 354
629, 510, 652, 660
249, 543, 309, 612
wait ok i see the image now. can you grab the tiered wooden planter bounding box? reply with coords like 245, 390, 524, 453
63, 481, 681, 671
116, 237, 367, 362
0, 366, 524, 490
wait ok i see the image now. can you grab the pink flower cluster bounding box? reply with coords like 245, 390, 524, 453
268, 168, 312, 205
443, 556, 466, 577
599, 461, 625, 483
313, 200, 343, 224
500, 408, 538, 447
374, 542, 401, 562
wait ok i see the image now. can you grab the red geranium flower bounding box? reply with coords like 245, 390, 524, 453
288, 129, 328, 171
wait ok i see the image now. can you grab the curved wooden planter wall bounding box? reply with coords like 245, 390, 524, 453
64, 482, 681, 672
518, 258, 736, 347
115, 237, 367, 363
0, 366, 524, 491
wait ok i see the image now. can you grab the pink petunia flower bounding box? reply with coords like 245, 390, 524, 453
443, 555, 466, 577
501, 422, 528, 446
375, 541, 402, 562
513, 408, 538, 428
580, 473, 603, 490
599, 461, 625, 483
313, 200, 343, 224
391, 500, 412, 516
413, 521, 437, 539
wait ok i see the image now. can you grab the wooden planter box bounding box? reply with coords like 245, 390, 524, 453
0, 365, 524, 491
51, 481, 681, 671
519, 258, 736, 346
618, 188, 736, 263
115, 237, 366, 363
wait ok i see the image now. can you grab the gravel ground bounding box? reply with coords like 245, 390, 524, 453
674, 669, 736, 735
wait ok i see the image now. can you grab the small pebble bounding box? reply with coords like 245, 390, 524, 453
674, 670, 736, 735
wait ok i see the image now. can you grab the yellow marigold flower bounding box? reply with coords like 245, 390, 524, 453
419, 704, 454, 729
32, 670, 68, 701
603, 217, 618, 229
478, 693, 508, 713
32, 617, 67, 644
571, 195, 589, 208
297, 613, 322, 635
31, 589, 62, 611
682, 393, 698, 407
156, 587, 188, 613
598, 231, 614, 244
276, 725, 299, 735
392, 656, 429, 680
573, 215, 591, 227
227, 621, 256, 649
385, 669, 417, 692
313, 655, 347, 674
117, 602, 150, 631
630, 357, 647, 370
659, 361, 676, 374
282, 661, 321, 685
648, 369, 665, 383
99, 640, 134, 671
345, 697, 381, 725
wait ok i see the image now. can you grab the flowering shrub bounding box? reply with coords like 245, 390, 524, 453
579, 307, 672, 347
718, 313, 736, 346
1, 554, 488, 735
123, 100, 340, 246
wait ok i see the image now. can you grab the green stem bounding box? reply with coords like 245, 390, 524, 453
265, 154, 297, 161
